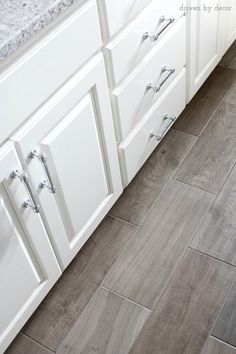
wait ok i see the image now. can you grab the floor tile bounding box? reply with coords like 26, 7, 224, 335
212, 281, 236, 347
129, 250, 235, 354
22, 216, 137, 352
191, 164, 236, 265
201, 336, 236, 354
224, 81, 236, 105
174, 66, 236, 136
219, 41, 236, 70
110, 129, 197, 225
57, 287, 150, 354
104, 180, 213, 308
5, 333, 53, 354
176, 101, 236, 194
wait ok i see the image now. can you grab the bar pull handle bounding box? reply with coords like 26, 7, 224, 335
10, 170, 40, 213
143, 16, 175, 41
150, 115, 176, 141
146, 66, 175, 92
29, 150, 56, 194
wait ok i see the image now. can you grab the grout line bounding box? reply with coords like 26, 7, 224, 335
208, 280, 236, 346
107, 213, 139, 228
210, 334, 236, 350
184, 247, 236, 354
101, 285, 151, 311
55, 285, 104, 352
20, 332, 55, 353
102, 166, 189, 290
172, 126, 199, 137
174, 143, 236, 198
103, 139, 216, 311
103, 166, 216, 314
128, 129, 199, 225
55, 284, 151, 353
149, 194, 216, 311
110, 128, 198, 230
172, 70, 236, 181
212, 159, 236, 196
174, 177, 217, 195
188, 247, 236, 269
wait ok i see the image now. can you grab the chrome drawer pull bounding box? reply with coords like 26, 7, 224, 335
150, 115, 176, 141
29, 150, 56, 194
143, 16, 175, 41
10, 170, 40, 213
146, 66, 175, 92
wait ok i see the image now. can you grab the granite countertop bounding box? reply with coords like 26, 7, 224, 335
0, 0, 82, 61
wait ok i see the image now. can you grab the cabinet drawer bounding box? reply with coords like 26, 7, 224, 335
119, 69, 186, 186
112, 17, 186, 142
98, 0, 152, 40
0, 0, 101, 145
104, 0, 185, 86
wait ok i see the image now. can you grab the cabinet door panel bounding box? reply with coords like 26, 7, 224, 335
11, 54, 122, 269
41, 94, 109, 242
0, 143, 60, 353
188, 0, 222, 100
0, 185, 43, 333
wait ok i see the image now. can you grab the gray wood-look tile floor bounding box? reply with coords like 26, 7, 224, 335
7, 41, 236, 354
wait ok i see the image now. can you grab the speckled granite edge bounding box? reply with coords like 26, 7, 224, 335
0, 0, 84, 61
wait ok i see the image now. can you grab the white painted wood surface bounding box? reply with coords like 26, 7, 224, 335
111, 17, 186, 142
186, 0, 236, 100
0, 142, 61, 353
221, 0, 236, 51
97, 0, 152, 40
104, 0, 185, 86
11, 54, 123, 269
119, 69, 186, 186
0, 0, 101, 145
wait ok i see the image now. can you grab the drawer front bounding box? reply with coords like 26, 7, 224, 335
0, 0, 101, 145
119, 69, 186, 186
112, 17, 186, 142
104, 0, 185, 86
98, 0, 152, 40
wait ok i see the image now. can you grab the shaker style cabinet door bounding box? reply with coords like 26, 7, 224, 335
187, 0, 222, 100
0, 143, 61, 353
11, 54, 122, 270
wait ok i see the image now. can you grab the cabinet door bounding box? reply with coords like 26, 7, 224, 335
0, 143, 60, 353
187, 0, 222, 100
11, 54, 122, 269
222, 0, 236, 51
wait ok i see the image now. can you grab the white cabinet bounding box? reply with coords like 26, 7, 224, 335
0, 0, 102, 145
97, 0, 152, 40
119, 69, 186, 186
222, 0, 236, 51
0, 142, 61, 353
111, 17, 186, 141
187, 0, 236, 100
11, 54, 122, 269
187, 0, 222, 100
104, 0, 184, 87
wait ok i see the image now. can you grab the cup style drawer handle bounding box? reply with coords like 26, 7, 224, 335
150, 114, 176, 141
29, 150, 56, 194
147, 66, 175, 93
143, 16, 175, 41
10, 170, 40, 213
